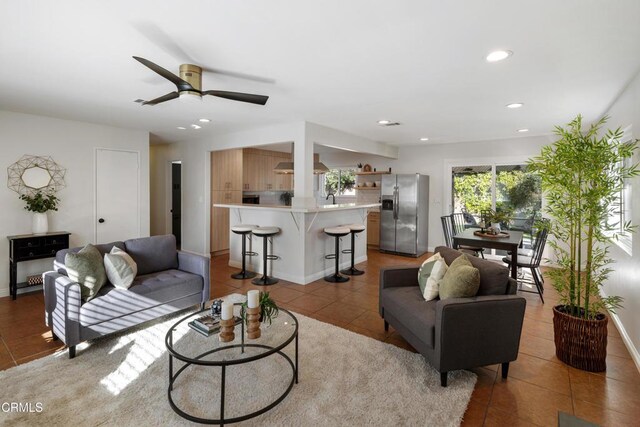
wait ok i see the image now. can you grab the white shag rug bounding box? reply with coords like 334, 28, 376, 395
0, 294, 476, 426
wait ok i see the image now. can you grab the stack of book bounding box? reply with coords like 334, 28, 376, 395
189, 314, 241, 337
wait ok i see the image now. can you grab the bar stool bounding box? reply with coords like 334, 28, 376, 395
324, 226, 351, 283
231, 224, 258, 280
340, 223, 366, 276
251, 226, 281, 286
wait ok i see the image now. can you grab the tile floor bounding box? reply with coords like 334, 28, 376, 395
1, 249, 639, 426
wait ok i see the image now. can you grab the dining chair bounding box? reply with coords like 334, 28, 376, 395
502, 219, 549, 303
441, 214, 484, 258
451, 213, 485, 258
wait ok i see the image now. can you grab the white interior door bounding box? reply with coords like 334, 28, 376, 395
96, 149, 140, 243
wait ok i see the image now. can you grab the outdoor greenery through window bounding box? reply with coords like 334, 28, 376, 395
323, 168, 356, 196
606, 128, 634, 254
452, 164, 542, 229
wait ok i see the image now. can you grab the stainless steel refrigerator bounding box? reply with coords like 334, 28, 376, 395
380, 174, 429, 257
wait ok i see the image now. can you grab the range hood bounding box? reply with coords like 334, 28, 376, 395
273, 161, 329, 175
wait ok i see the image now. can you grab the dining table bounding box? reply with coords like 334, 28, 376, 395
453, 228, 524, 279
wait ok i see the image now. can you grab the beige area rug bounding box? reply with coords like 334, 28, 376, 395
0, 294, 476, 426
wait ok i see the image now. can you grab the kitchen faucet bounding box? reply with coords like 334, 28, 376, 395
326, 193, 336, 205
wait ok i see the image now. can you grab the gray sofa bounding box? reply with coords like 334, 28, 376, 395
43, 235, 210, 358
379, 246, 526, 386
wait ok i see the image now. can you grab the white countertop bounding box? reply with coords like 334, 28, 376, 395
213, 202, 381, 213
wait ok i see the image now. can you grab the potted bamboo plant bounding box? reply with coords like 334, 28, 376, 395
528, 115, 638, 371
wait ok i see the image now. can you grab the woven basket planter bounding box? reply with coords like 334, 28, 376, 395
553, 305, 607, 372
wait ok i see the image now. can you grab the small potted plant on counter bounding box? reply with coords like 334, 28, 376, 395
279, 191, 293, 206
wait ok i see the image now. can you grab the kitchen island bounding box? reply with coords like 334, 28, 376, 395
212, 203, 380, 285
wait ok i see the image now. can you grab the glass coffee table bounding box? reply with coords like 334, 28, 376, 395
165, 303, 299, 425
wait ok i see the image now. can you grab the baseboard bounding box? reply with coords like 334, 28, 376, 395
210, 249, 228, 257
0, 287, 8, 298
606, 309, 640, 373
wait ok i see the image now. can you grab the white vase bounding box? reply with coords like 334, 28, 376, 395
32, 212, 48, 234
491, 222, 502, 233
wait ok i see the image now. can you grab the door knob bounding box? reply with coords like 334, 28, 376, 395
98, 218, 105, 223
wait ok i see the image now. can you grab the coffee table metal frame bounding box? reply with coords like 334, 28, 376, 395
165, 304, 299, 425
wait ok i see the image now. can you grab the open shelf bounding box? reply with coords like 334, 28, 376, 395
355, 171, 391, 176
355, 186, 381, 190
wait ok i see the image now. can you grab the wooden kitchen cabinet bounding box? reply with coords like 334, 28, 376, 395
211, 149, 243, 191
367, 211, 380, 246
210, 190, 241, 253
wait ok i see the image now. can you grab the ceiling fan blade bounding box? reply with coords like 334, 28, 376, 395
142, 91, 179, 106
202, 90, 269, 105
201, 67, 276, 84
133, 56, 193, 90
132, 22, 197, 64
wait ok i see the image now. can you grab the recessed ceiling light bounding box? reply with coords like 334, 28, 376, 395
191, 124, 202, 130
486, 50, 513, 62
506, 103, 524, 109
199, 118, 211, 123
420, 137, 429, 141
177, 126, 186, 130
517, 128, 529, 133
377, 120, 391, 125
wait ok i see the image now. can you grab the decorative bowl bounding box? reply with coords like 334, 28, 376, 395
365, 181, 373, 187
374, 181, 381, 187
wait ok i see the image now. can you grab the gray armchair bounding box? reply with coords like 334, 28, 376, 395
379, 246, 526, 386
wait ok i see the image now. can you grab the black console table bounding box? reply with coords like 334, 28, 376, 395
7, 231, 71, 300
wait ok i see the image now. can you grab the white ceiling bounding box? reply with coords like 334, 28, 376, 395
1, 0, 639, 146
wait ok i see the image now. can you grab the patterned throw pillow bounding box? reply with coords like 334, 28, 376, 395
417, 253, 448, 301
439, 254, 480, 300
104, 247, 138, 289
65, 244, 107, 301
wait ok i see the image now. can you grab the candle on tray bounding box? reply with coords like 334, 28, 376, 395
247, 290, 260, 308
221, 301, 233, 320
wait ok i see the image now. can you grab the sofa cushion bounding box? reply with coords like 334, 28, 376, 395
439, 254, 480, 300
418, 253, 447, 301
104, 247, 138, 289
435, 246, 510, 295
55, 241, 125, 275
381, 286, 437, 348
124, 235, 178, 275
79, 269, 204, 326
65, 244, 108, 302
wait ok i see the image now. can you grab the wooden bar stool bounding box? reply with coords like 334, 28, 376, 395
231, 224, 258, 280
340, 223, 366, 276
324, 226, 351, 283
251, 226, 281, 286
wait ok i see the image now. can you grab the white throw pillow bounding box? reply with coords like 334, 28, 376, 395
417, 253, 448, 301
104, 247, 138, 289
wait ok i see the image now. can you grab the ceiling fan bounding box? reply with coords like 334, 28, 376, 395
133, 56, 269, 106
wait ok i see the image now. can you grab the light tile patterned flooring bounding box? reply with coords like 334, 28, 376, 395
1, 249, 639, 426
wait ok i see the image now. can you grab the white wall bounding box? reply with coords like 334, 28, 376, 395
0, 110, 150, 297
599, 70, 640, 366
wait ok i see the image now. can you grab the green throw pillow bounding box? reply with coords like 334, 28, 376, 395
65, 244, 107, 301
439, 254, 480, 300
104, 247, 138, 289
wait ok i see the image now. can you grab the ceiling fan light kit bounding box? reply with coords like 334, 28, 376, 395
133, 56, 269, 106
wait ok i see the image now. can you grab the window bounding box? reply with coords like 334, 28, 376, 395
606, 127, 633, 255
322, 167, 356, 196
